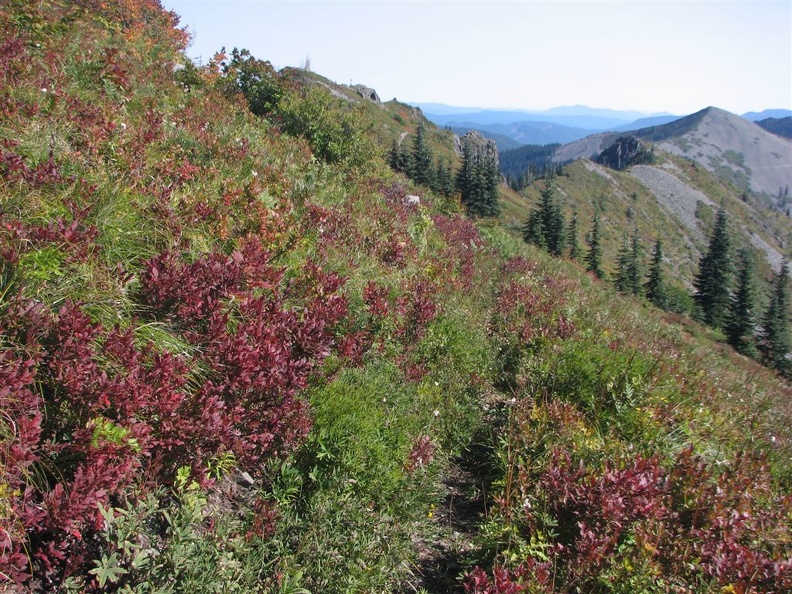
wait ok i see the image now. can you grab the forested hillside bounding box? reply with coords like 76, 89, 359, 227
1, 2, 790, 593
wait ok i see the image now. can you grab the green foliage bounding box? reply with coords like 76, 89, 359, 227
432, 157, 455, 197
585, 212, 604, 279
278, 86, 372, 166
3, 3, 791, 593
613, 230, 642, 296
408, 120, 435, 187
522, 183, 566, 256
693, 206, 733, 329
726, 249, 759, 358
387, 138, 409, 173
389, 120, 456, 197
220, 47, 284, 116
89, 552, 128, 589
567, 210, 581, 260
663, 283, 695, 315
645, 238, 667, 309
457, 137, 501, 218
499, 143, 560, 190
759, 259, 791, 374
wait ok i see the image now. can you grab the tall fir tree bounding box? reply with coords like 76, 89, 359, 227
725, 249, 758, 358
409, 120, 434, 187
522, 184, 565, 256
456, 138, 500, 218
456, 139, 476, 214
614, 235, 633, 293
759, 259, 791, 374
567, 211, 581, 260
645, 238, 667, 309
482, 152, 501, 217
523, 209, 546, 249
433, 158, 454, 197
628, 230, 642, 296
693, 206, 732, 329
387, 138, 409, 173
585, 213, 604, 279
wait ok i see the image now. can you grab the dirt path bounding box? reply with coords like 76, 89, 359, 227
400, 445, 494, 593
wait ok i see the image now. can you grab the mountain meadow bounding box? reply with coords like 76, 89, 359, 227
1, 2, 791, 593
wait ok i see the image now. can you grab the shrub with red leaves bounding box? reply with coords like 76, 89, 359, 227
0, 240, 350, 586
470, 447, 792, 592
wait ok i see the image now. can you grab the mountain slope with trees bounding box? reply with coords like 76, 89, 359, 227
1, 2, 790, 593
553, 107, 792, 206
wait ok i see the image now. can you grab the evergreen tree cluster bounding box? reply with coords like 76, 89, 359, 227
523, 184, 566, 256
614, 230, 643, 295
692, 207, 790, 375
521, 197, 790, 375
455, 135, 501, 218
387, 121, 455, 197
758, 259, 790, 374
693, 207, 732, 329
499, 143, 562, 191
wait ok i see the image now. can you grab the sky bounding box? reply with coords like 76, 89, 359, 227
161, 1, 792, 116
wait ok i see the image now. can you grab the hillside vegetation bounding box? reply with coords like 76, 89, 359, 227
1, 2, 791, 593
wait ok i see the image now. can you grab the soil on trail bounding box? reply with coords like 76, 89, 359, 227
401, 444, 495, 593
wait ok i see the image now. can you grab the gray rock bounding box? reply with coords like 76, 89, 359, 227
455, 130, 499, 167
352, 84, 380, 103
233, 470, 255, 489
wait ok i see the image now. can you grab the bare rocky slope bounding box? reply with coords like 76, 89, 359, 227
650, 107, 792, 200
553, 107, 792, 203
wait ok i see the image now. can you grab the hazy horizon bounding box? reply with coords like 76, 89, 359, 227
163, 0, 792, 116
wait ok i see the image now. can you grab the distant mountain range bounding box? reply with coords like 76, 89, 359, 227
756, 117, 792, 139
552, 106, 792, 201
416, 103, 792, 147
741, 109, 792, 122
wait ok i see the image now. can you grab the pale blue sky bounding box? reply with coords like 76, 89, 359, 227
162, 1, 792, 116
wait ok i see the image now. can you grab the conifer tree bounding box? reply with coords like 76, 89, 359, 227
585, 213, 604, 279
388, 139, 409, 173
523, 184, 565, 256
468, 153, 488, 217
433, 158, 454, 197
523, 209, 546, 250
567, 211, 581, 260
629, 230, 642, 296
759, 259, 791, 374
693, 206, 732, 329
614, 235, 632, 293
482, 152, 501, 217
645, 238, 667, 308
726, 249, 758, 358
409, 121, 434, 187
456, 139, 475, 213
456, 138, 500, 218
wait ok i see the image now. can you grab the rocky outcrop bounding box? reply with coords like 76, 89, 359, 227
352, 84, 380, 103
595, 136, 654, 170
455, 130, 499, 166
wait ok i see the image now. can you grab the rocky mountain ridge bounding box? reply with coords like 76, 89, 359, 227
553, 107, 792, 202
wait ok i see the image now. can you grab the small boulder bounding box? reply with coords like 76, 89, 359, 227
233, 470, 255, 489
352, 84, 380, 104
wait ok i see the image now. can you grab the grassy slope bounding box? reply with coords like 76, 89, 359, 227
1, 2, 790, 593
503, 154, 790, 313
